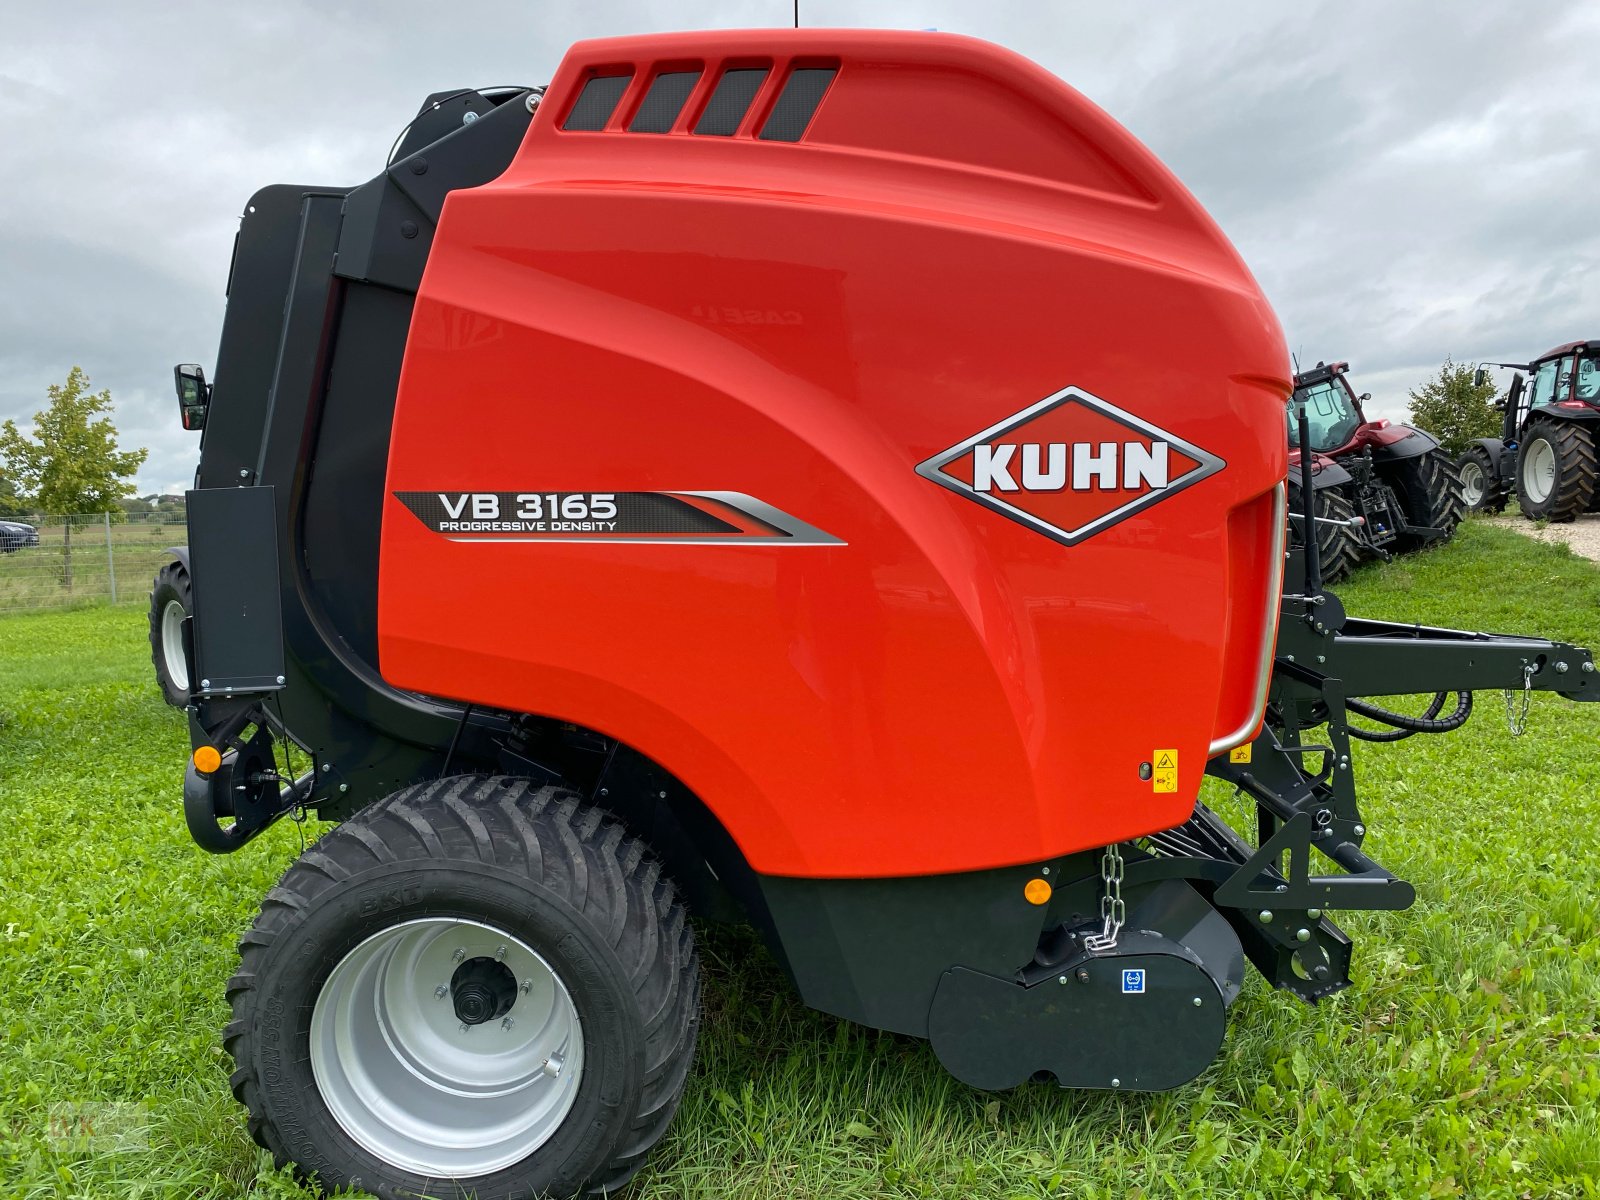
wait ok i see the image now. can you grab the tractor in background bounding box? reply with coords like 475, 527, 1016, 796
1287, 360, 1462, 581
1460, 340, 1600, 520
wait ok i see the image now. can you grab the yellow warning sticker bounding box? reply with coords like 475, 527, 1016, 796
1229, 744, 1252, 764
1152, 749, 1177, 793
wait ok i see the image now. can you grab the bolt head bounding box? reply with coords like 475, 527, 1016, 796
495, 944, 507, 961
462, 110, 479, 124
321, 763, 331, 772
199, 679, 210, 689
275, 675, 286, 685
1058, 975, 1069, 985
1353, 824, 1366, 836
1583, 661, 1595, 674
520, 979, 533, 994
1296, 928, 1311, 943
238, 469, 249, 478
1111, 1078, 1121, 1088
1192, 996, 1203, 1007
452, 948, 466, 962
1555, 661, 1569, 673
525, 91, 541, 113
1307, 908, 1322, 920
1259, 910, 1274, 924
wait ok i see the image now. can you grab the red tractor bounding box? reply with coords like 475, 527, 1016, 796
1460, 340, 1600, 520
1286, 361, 1463, 582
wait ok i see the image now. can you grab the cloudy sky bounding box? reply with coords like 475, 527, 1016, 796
3, 0, 1596, 495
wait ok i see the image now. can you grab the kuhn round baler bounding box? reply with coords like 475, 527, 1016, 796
153, 30, 1598, 1199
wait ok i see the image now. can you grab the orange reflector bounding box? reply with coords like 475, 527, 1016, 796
1024, 878, 1052, 906
193, 745, 222, 775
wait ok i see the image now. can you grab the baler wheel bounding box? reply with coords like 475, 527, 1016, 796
1456, 446, 1506, 514
222, 777, 701, 1199
1387, 448, 1465, 550
1288, 483, 1362, 584
1517, 419, 1598, 523
148, 559, 192, 707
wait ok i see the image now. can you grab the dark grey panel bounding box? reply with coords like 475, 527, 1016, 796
630, 71, 701, 133
694, 68, 767, 136
563, 75, 631, 131
758, 68, 835, 142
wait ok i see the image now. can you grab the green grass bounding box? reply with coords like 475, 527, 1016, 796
2, 519, 1598, 1198
0, 519, 184, 611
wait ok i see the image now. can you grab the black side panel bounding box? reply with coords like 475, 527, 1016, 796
187, 486, 285, 694
300, 283, 414, 667
754, 854, 1094, 1036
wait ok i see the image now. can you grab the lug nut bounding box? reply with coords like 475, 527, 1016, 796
459, 1023, 471, 1034
435, 985, 448, 999
452, 948, 466, 963
501, 1016, 515, 1031
495, 945, 507, 961
520, 979, 533, 995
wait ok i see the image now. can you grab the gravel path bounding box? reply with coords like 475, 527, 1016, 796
1484, 512, 1600, 564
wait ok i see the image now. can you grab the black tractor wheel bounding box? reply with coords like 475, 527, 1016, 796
1288, 483, 1362, 585
148, 559, 192, 707
223, 777, 701, 1200
1387, 449, 1465, 550
1455, 446, 1506, 514
1516, 419, 1598, 523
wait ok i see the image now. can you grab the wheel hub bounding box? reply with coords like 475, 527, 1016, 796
451, 955, 518, 1025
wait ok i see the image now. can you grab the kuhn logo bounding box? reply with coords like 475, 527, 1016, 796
916, 386, 1224, 546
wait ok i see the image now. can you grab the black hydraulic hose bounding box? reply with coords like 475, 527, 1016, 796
1346, 691, 1472, 740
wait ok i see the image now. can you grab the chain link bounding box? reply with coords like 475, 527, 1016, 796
1083, 842, 1126, 952
1504, 662, 1534, 736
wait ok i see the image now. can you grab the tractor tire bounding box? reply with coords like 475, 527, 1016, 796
148, 559, 192, 707
1516, 419, 1598, 523
223, 777, 701, 1200
1387, 449, 1465, 550
1288, 483, 1362, 585
1455, 446, 1506, 514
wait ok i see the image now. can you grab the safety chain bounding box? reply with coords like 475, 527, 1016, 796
1504, 662, 1535, 737
1083, 842, 1126, 952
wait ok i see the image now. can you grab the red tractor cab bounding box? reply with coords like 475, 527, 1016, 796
1285, 361, 1463, 581
1462, 339, 1600, 520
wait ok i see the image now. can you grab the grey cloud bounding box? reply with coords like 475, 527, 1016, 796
3, 0, 1596, 486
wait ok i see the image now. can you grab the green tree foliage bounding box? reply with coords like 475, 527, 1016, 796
0, 367, 148, 513
1406, 358, 1502, 456
1, 368, 148, 591
0, 467, 26, 519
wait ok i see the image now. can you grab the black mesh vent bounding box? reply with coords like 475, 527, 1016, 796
758, 67, 835, 142
630, 70, 702, 133
694, 68, 768, 136
563, 74, 631, 131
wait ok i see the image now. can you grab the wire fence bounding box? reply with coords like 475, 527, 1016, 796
0, 512, 186, 613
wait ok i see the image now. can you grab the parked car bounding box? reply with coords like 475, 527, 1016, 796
0, 520, 39, 552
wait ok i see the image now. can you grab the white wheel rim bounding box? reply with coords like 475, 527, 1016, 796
309, 917, 585, 1179
1523, 439, 1556, 504
1459, 460, 1484, 506
161, 599, 189, 691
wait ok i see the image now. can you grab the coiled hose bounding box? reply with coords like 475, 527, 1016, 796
1345, 691, 1473, 742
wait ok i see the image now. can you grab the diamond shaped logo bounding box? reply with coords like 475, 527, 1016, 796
916, 385, 1225, 546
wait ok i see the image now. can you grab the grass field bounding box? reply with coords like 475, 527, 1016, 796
1, 520, 1598, 1199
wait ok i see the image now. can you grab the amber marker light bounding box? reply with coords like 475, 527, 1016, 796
1023, 878, 1052, 906
193, 745, 223, 775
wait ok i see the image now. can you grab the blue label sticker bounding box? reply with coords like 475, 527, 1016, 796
1121, 968, 1146, 994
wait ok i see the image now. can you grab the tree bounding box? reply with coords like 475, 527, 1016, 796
1406, 358, 1502, 457
0, 367, 148, 592
0, 467, 26, 520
